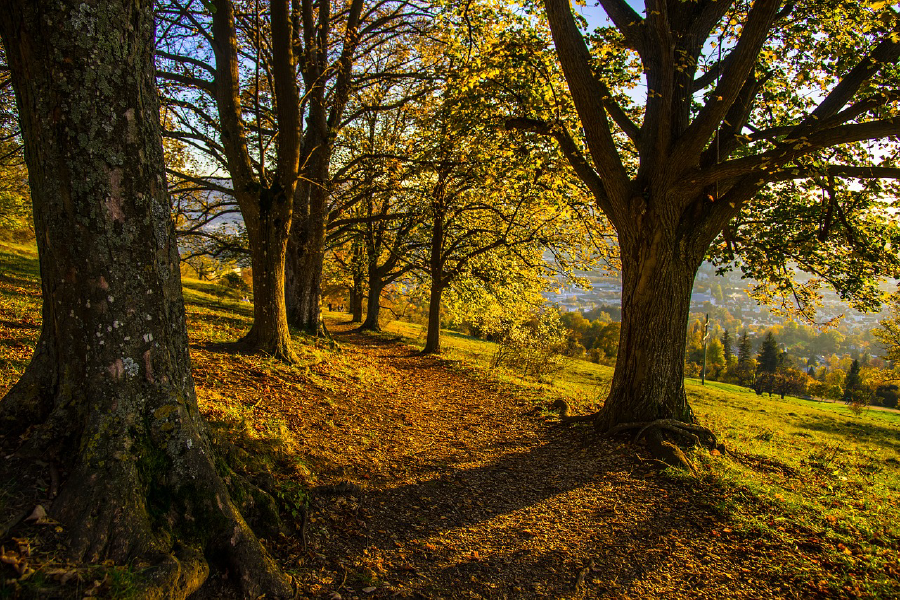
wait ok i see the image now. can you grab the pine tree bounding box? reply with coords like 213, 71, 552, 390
737, 330, 753, 367
843, 359, 862, 401
722, 329, 733, 364
757, 332, 780, 374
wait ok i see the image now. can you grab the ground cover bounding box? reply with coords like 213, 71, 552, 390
0, 244, 898, 598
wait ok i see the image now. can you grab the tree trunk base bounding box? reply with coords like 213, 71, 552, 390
0, 387, 294, 599
554, 401, 720, 473
233, 329, 299, 364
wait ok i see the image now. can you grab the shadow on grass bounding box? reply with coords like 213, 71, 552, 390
0, 319, 39, 331
795, 415, 900, 455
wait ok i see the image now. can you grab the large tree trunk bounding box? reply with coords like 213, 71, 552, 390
210, 0, 298, 363
349, 274, 364, 322
423, 279, 445, 354
360, 274, 384, 332
594, 226, 703, 431
0, 3, 291, 597
286, 166, 327, 334
237, 190, 297, 362
285, 213, 325, 333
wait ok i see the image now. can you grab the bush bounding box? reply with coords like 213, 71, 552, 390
492, 309, 569, 381
875, 384, 899, 409
220, 271, 250, 292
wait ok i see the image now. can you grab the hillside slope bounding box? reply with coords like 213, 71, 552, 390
0, 243, 898, 598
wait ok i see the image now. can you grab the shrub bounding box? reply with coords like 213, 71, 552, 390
492, 309, 569, 381
875, 384, 898, 409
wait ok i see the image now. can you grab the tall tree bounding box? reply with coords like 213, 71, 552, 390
873, 291, 900, 365
157, 0, 302, 360
0, 1, 290, 596
536, 0, 900, 433
757, 331, 780, 373
411, 2, 600, 354
843, 358, 862, 401
722, 329, 734, 364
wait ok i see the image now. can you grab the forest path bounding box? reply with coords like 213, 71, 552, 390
286, 320, 814, 599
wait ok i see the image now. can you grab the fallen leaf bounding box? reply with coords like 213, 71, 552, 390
25, 505, 47, 523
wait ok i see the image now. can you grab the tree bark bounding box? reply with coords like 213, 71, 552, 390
423, 279, 445, 354
0, 2, 291, 597
349, 273, 365, 322
360, 275, 384, 332
349, 243, 365, 322
285, 197, 325, 334
594, 221, 704, 431
236, 187, 297, 362
285, 155, 328, 335
422, 203, 445, 354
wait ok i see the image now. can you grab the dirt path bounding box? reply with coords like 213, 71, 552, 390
285, 323, 824, 599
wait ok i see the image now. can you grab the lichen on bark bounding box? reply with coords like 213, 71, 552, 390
0, 1, 292, 596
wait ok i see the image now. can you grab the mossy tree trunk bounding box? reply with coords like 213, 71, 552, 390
0, 2, 291, 597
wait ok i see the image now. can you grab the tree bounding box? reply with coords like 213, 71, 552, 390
843, 358, 863, 401
707, 337, 725, 372
0, 1, 290, 596
409, 4, 597, 354
157, 0, 425, 346
873, 291, 900, 364
736, 329, 755, 384
774, 368, 810, 399
535, 0, 900, 434
335, 74, 427, 332
875, 384, 899, 408
157, 0, 303, 360
757, 331, 780, 373
722, 329, 734, 365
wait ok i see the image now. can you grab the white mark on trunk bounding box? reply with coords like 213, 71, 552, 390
105, 168, 125, 223
122, 357, 139, 377
124, 108, 137, 143
108, 359, 124, 379
231, 525, 241, 546
143, 350, 154, 383
185, 438, 193, 449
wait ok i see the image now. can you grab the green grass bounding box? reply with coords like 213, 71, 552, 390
383, 317, 900, 596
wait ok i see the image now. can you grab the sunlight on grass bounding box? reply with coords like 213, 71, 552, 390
383, 317, 900, 595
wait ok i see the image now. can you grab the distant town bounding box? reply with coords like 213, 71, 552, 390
545, 262, 893, 332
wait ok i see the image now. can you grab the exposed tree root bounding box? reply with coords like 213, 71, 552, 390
231, 330, 300, 364
552, 400, 721, 473
0, 373, 295, 599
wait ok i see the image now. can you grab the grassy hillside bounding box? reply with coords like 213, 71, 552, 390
384, 319, 900, 596
1, 243, 899, 597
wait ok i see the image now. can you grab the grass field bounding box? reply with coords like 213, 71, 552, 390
1, 243, 899, 596
383, 318, 900, 596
